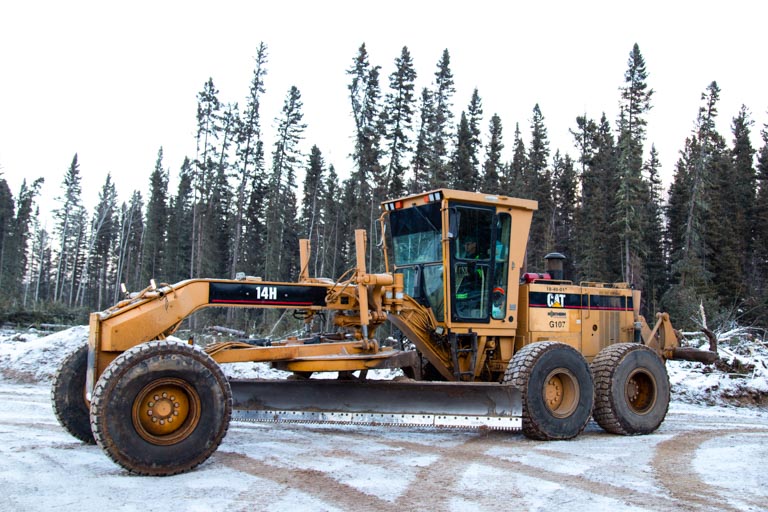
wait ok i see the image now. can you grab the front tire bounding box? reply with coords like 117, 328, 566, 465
505, 342, 594, 440
51, 343, 95, 444
90, 341, 232, 476
591, 343, 670, 435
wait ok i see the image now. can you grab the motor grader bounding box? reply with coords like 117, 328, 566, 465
52, 188, 717, 476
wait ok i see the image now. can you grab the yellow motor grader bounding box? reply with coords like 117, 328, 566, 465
52, 188, 717, 476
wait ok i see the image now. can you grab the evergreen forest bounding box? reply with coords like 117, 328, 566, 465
2, 42, 767, 334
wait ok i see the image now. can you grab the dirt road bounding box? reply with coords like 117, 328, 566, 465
1, 381, 766, 511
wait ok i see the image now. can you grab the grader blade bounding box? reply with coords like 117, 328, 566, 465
230, 379, 522, 430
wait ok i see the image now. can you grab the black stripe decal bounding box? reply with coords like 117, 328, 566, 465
529, 292, 633, 311
209, 283, 328, 307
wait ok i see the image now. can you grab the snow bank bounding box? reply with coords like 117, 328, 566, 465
0, 326, 766, 409
0, 327, 402, 384
668, 335, 768, 407
0, 326, 88, 383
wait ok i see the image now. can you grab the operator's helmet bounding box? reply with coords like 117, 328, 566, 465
491, 287, 505, 319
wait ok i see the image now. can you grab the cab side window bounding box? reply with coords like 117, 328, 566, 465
452, 207, 493, 321
491, 214, 511, 319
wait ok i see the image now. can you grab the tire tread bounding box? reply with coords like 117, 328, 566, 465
51, 343, 95, 444
504, 342, 592, 440
90, 340, 232, 476
591, 343, 669, 435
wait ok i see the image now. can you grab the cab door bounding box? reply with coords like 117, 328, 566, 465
448, 205, 510, 323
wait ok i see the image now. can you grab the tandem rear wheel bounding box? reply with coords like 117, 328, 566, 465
505, 341, 594, 440
89, 341, 232, 476
51, 343, 95, 444
591, 343, 670, 435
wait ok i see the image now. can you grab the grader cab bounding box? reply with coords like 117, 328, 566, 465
52, 189, 717, 476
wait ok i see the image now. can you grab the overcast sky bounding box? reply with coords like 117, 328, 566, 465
1, 0, 765, 222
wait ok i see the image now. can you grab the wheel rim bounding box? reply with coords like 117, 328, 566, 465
132, 378, 201, 445
543, 368, 579, 418
625, 368, 657, 414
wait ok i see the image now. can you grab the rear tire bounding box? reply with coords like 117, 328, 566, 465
591, 343, 669, 435
505, 342, 593, 440
51, 343, 95, 444
90, 341, 232, 476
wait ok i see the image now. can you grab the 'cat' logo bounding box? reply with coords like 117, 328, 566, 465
547, 293, 565, 308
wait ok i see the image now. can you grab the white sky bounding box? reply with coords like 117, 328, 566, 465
1, 0, 766, 221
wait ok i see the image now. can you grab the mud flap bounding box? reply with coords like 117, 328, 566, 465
230, 379, 522, 430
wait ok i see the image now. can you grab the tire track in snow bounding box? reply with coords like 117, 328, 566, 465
216, 450, 396, 511
652, 428, 768, 511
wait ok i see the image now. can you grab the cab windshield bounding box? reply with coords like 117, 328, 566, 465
389, 202, 444, 320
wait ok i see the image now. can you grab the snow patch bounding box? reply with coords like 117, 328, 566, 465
1, 326, 767, 410
0, 326, 87, 383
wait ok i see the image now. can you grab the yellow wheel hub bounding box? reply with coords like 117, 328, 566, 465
543, 368, 579, 418
132, 378, 201, 445
625, 369, 656, 414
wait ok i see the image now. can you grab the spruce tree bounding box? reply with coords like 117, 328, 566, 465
53, 155, 87, 306
0, 178, 43, 302
467, 88, 484, 182
664, 82, 725, 324
321, 165, 346, 278
571, 115, 598, 177
570, 114, 599, 279
408, 88, 434, 193
450, 112, 476, 190
707, 131, 740, 308
573, 114, 619, 282
730, 106, 757, 281
164, 158, 194, 282
551, 152, 577, 277
347, 43, 384, 270
753, 118, 768, 312
27, 211, 52, 304
482, 114, 504, 194
616, 43, 653, 287
0, 178, 16, 298
232, 43, 268, 280
383, 46, 417, 198
526, 104, 553, 271
641, 145, 666, 315
201, 162, 232, 278
241, 162, 267, 276
264, 86, 306, 281
192, 78, 223, 277
114, 192, 145, 297
301, 146, 327, 276
81, 174, 118, 309
428, 49, 455, 188
141, 148, 169, 284
505, 123, 528, 195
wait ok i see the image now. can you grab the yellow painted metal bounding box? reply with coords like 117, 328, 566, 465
206, 340, 387, 364
543, 368, 579, 418
642, 312, 682, 358
131, 378, 200, 445
624, 368, 657, 414
274, 354, 399, 373
87, 188, 688, 396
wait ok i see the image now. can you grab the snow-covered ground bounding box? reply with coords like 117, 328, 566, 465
1, 326, 767, 511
